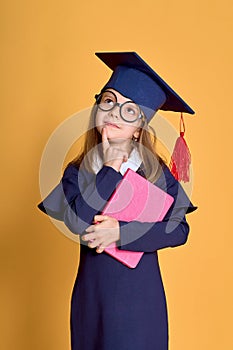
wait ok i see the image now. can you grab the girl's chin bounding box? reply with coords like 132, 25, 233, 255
97, 127, 131, 143
107, 137, 132, 144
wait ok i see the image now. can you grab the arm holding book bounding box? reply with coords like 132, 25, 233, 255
117, 167, 197, 252
118, 207, 189, 252
38, 162, 197, 254
83, 165, 197, 253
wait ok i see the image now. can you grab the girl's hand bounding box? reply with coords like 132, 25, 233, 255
82, 215, 120, 253
102, 127, 128, 172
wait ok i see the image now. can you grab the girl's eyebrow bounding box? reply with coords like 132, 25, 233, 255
105, 89, 134, 103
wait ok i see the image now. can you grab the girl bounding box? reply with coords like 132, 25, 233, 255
38, 52, 197, 350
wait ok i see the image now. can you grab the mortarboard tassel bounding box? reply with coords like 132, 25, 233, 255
169, 113, 191, 182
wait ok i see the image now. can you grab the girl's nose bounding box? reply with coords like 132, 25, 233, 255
108, 105, 120, 119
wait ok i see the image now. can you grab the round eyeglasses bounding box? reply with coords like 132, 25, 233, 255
95, 90, 143, 123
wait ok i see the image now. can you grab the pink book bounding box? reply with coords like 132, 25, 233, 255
102, 168, 174, 268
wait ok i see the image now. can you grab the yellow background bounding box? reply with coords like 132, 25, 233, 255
1, 0, 232, 349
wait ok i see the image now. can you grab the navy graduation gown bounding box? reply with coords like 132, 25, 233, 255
38, 162, 197, 350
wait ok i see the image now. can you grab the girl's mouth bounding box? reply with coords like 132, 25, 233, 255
104, 122, 120, 129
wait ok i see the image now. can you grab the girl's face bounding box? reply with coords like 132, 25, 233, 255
95, 89, 143, 141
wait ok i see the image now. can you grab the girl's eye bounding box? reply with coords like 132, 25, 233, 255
99, 95, 116, 110
126, 107, 136, 115
104, 98, 114, 105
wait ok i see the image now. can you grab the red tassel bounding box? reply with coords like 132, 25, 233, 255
169, 113, 191, 182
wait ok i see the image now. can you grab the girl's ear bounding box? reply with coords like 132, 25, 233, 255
133, 128, 141, 140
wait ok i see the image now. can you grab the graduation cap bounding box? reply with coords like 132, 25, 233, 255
95, 51, 194, 120
95, 51, 195, 182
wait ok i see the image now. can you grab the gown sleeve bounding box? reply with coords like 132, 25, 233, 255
38, 164, 123, 234
118, 164, 198, 252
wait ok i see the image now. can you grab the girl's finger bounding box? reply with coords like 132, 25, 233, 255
123, 153, 128, 162
94, 215, 108, 223
88, 237, 102, 249
88, 240, 97, 249
102, 127, 110, 154
96, 245, 104, 254
85, 225, 95, 232
82, 233, 96, 241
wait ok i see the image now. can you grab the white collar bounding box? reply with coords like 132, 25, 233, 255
92, 147, 142, 175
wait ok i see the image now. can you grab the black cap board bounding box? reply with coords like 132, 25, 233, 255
95, 51, 195, 120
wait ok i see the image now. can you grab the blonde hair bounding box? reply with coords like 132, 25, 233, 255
68, 104, 167, 183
